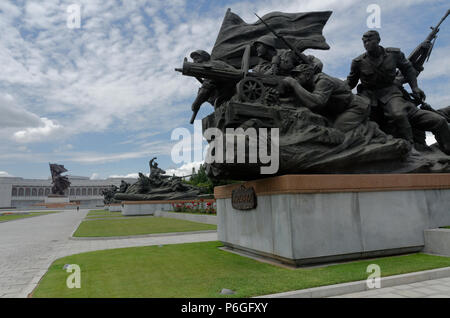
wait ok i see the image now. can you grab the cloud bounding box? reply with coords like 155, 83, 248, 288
13, 117, 63, 143
165, 161, 203, 177
0, 171, 14, 177
109, 173, 141, 179
66, 141, 172, 164
0, 95, 42, 128
90, 172, 101, 180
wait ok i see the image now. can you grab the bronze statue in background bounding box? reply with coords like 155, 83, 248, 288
49, 163, 71, 195
114, 158, 210, 201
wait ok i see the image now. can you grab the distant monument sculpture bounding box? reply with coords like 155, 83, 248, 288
112, 158, 209, 201
102, 180, 130, 204
49, 163, 71, 195
176, 9, 450, 180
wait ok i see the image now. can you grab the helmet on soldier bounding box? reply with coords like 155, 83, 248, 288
291, 64, 315, 85
253, 35, 277, 50
190, 50, 211, 63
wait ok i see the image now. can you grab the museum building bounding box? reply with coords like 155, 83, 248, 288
0, 176, 137, 208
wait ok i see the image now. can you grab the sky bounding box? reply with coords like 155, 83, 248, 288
0, 0, 449, 180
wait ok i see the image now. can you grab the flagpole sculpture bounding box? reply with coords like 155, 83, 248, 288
176, 9, 450, 266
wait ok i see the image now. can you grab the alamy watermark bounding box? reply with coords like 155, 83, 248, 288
366, 4, 381, 28
366, 264, 381, 289
65, 264, 81, 289
171, 120, 279, 174
67, 4, 81, 29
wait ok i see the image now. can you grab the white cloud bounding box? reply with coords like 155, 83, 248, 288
90, 172, 101, 180
14, 117, 63, 143
0, 95, 42, 128
165, 161, 203, 177
53, 144, 74, 153
0, 171, 14, 177
109, 173, 141, 179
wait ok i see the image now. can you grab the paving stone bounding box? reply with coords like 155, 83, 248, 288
425, 294, 450, 298
373, 293, 406, 298
413, 287, 444, 296
407, 282, 428, 288
426, 284, 450, 293
394, 289, 428, 298
392, 285, 414, 290
339, 291, 378, 298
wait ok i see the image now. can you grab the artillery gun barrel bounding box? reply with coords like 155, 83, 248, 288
176, 60, 244, 83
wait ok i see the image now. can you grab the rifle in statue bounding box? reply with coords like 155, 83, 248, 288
409, 9, 449, 75
398, 9, 449, 111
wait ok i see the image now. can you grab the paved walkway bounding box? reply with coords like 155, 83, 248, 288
333, 277, 450, 298
0, 209, 217, 298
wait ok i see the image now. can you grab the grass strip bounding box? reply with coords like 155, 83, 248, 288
73, 217, 216, 237
32, 241, 450, 298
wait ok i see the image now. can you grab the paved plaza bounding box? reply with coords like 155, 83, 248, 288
0, 209, 449, 298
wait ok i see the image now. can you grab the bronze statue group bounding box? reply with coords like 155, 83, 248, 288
191, 29, 450, 155
177, 10, 450, 179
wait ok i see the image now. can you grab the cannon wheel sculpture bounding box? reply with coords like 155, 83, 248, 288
237, 77, 265, 103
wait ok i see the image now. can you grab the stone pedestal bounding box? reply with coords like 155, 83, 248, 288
424, 229, 450, 256
214, 174, 450, 266
44, 195, 70, 204
108, 203, 122, 212
122, 200, 174, 216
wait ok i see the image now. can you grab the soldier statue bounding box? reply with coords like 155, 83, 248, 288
283, 64, 370, 133
346, 30, 450, 154
252, 35, 278, 74
188, 49, 236, 123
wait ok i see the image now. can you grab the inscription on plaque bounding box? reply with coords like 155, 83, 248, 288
232, 185, 257, 210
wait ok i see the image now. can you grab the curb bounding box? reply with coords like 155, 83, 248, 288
255, 266, 450, 298
69, 230, 218, 240
69, 210, 90, 238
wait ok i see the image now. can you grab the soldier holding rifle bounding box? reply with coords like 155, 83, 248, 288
346, 30, 450, 154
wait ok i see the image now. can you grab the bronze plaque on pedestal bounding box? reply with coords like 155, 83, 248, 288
231, 185, 257, 210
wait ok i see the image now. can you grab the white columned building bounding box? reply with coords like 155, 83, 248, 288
0, 176, 137, 208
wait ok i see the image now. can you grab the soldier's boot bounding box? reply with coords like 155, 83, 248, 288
433, 122, 450, 155
413, 128, 431, 152
392, 117, 424, 155
393, 117, 415, 144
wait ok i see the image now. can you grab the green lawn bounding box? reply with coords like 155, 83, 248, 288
0, 211, 59, 222
86, 210, 123, 219
73, 217, 217, 237
32, 241, 450, 298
